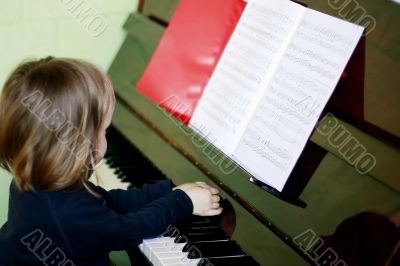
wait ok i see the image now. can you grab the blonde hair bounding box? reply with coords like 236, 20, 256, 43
0, 57, 114, 192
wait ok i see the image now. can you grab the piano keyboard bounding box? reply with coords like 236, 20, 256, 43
90, 125, 168, 190
139, 215, 259, 266
94, 126, 259, 266
90, 161, 130, 190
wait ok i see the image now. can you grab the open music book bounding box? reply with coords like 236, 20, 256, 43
189, 0, 364, 191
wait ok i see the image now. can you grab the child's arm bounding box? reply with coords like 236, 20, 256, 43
63, 182, 221, 253
94, 180, 174, 214
62, 188, 193, 255
93, 180, 223, 216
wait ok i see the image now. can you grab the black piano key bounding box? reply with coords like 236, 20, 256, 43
163, 226, 223, 239
106, 158, 151, 165
103, 126, 168, 189
111, 163, 155, 169
174, 231, 229, 243
116, 172, 164, 183
184, 240, 244, 258
113, 169, 163, 180
166, 217, 227, 237
173, 216, 216, 228
163, 219, 221, 233
199, 256, 260, 266
183, 227, 227, 237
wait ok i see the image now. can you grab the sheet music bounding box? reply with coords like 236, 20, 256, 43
189, 0, 305, 154
233, 8, 364, 191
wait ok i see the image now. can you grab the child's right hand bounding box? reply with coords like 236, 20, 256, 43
174, 182, 223, 216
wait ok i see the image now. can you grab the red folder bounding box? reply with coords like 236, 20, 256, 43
136, 0, 246, 124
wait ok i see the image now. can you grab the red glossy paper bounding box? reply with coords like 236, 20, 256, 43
136, 0, 246, 124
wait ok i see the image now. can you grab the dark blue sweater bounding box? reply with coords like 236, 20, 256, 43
0, 180, 193, 266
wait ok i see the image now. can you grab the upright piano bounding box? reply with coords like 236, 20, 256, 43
104, 0, 400, 265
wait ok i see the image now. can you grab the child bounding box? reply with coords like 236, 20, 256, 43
0, 57, 222, 265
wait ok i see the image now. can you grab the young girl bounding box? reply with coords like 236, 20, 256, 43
0, 57, 222, 265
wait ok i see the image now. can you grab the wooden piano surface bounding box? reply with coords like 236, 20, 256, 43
107, 0, 400, 265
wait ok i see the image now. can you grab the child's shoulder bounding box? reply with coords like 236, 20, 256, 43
10, 180, 104, 212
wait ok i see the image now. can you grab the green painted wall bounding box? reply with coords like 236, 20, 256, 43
0, 0, 139, 92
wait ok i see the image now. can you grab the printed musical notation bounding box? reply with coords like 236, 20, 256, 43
240, 129, 291, 172
190, 0, 305, 154
190, 0, 364, 191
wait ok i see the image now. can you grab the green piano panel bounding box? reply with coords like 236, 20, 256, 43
141, 0, 179, 23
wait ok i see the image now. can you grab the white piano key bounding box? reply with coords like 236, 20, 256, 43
142, 237, 175, 261
158, 256, 201, 266
89, 160, 130, 190
167, 257, 201, 266
139, 243, 144, 252
140, 236, 204, 266
146, 242, 186, 252
155, 251, 188, 266
157, 255, 201, 266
